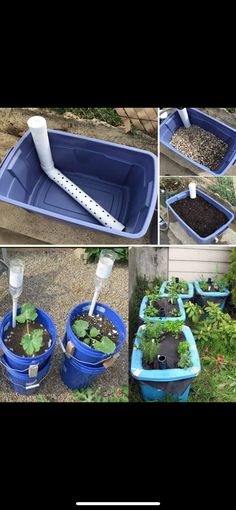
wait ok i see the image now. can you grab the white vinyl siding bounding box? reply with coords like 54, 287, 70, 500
168, 247, 231, 281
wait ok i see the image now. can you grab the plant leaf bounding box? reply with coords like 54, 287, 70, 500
20, 329, 43, 356
72, 320, 89, 338
90, 327, 100, 338
93, 336, 116, 354
16, 303, 38, 323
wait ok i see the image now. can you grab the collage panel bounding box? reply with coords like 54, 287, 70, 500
0, 108, 158, 245
0, 247, 128, 402
129, 245, 236, 403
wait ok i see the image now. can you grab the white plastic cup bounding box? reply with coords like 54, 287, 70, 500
189, 182, 196, 199
177, 108, 191, 128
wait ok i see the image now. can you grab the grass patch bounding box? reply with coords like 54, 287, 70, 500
72, 384, 128, 403
189, 355, 236, 402
50, 107, 122, 127
85, 247, 128, 263
207, 176, 236, 206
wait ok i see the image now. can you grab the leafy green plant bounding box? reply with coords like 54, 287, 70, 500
15, 304, 44, 356
167, 289, 179, 305
199, 276, 209, 291
73, 385, 128, 403
193, 302, 236, 356
85, 247, 128, 263
21, 329, 44, 356
16, 303, 38, 324
177, 341, 192, 368
166, 277, 188, 294
170, 307, 181, 317
72, 319, 116, 354
184, 301, 203, 323
138, 320, 184, 365
225, 248, 236, 307
207, 176, 236, 207
144, 305, 159, 318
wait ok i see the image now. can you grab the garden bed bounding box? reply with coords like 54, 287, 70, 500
171, 196, 229, 237
170, 125, 229, 171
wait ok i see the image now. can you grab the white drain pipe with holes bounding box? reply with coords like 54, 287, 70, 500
27, 116, 125, 232
177, 108, 191, 128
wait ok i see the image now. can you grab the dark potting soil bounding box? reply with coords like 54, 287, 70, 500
3, 321, 51, 357
74, 313, 119, 345
150, 298, 181, 318
142, 333, 193, 396
171, 196, 228, 237
143, 332, 185, 370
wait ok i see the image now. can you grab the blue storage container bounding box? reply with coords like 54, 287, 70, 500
194, 280, 230, 310
139, 296, 186, 322
166, 188, 234, 244
131, 324, 201, 402
0, 130, 157, 239
160, 108, 236, 176
160, 280, 194, 300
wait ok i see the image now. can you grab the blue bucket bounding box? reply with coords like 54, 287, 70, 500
0, 307, 57, 371
60, 343, 106, 390
1, 355, 51, 395
65, 302, 126, 366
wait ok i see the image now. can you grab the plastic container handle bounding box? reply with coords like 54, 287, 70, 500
59, 338, 112, 366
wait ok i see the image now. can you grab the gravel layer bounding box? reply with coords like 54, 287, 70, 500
0, 249, 128, 402
170, 125, 228, 170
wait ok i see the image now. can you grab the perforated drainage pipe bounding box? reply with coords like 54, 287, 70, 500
27, 116, 125, 232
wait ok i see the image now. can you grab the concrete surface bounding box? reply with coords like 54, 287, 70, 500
0, 248, 128, 402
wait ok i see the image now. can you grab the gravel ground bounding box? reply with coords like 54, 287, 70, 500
0, 249, 128, 402
170, 125, 228, 170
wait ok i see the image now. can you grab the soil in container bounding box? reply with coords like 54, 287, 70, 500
155, 298, 180, 317
142, 332, 185, 370
73, 313, 119, 345
3, 321, 51, 357
170, 125, 229, 171
171, 196, 229, 237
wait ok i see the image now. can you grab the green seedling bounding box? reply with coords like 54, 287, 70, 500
170, 307, 181, 317
72, 319, 116, 354
15, 304, 44, 356
166, 277, 188, 294
199, 276, 209, 291
177, 341, 192, 368
144, 305, 159, 318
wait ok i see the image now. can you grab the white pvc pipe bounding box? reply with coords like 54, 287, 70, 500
189, 182, 196, 198
27, 116, 125, 232
12, 298, 18, 328
177, 108, 191, 128
88, 288, 100, 316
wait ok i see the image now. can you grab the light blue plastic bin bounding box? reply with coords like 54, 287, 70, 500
194, 280, 230, 310
131, 324, 201, 402
139, 296, 186, 322
160, 280, 194, 300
